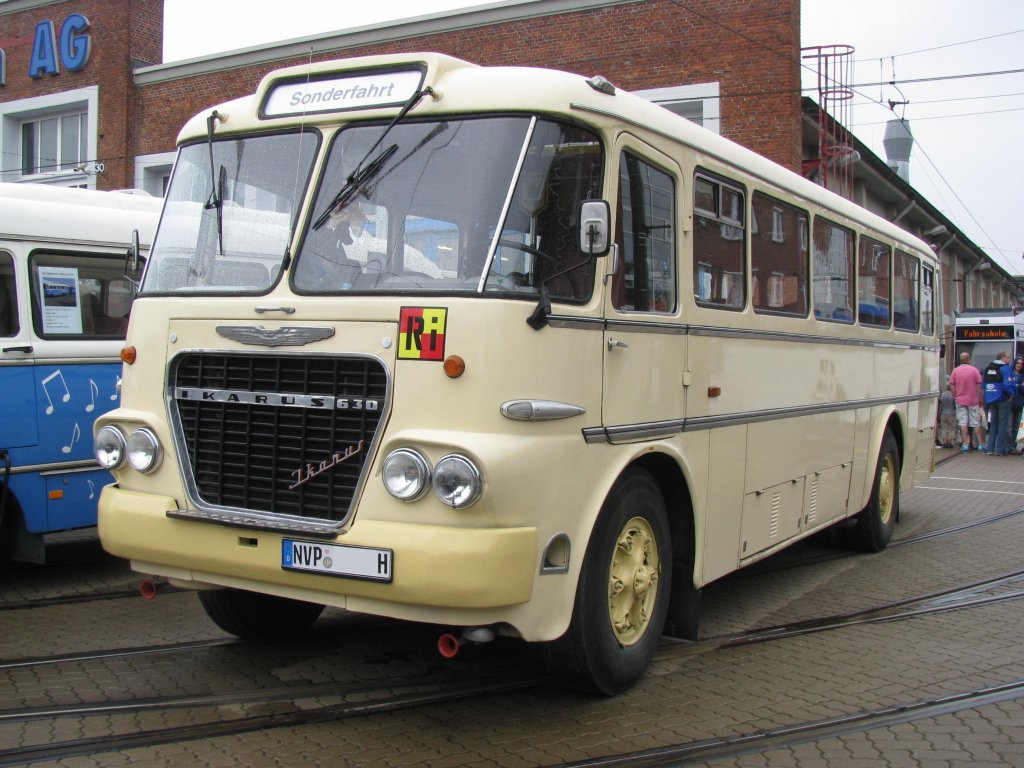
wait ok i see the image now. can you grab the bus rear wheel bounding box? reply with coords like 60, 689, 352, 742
198, 588, 324, 641
545, 467, 671, 696
846, 431, 899, 552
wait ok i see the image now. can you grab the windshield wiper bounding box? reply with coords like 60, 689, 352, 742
202, 110, 225, 254
311, 86, 434, 231
312, 143, 397, 230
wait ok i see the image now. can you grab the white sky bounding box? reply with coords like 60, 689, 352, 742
162, 0, 1024, 276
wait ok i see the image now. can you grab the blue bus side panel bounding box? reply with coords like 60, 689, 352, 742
45, 468, 112, 531
5, 361, 120, 533
32, 362, 121, 464
1, 361, 39, 448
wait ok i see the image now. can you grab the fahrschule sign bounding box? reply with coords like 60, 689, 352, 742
0, 12, 92, 86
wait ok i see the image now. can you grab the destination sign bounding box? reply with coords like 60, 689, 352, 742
955, 326, 1013, 341
262, 69, 424, 118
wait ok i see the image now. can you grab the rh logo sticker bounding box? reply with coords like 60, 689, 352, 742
398, 307, 447, 360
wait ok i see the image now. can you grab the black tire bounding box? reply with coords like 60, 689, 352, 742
847, 431, 899, 552
198, 588, 324, 641
544, 467, 672, 696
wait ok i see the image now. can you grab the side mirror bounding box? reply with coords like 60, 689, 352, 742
124, 229, 145, 289
578, 200, 610, 256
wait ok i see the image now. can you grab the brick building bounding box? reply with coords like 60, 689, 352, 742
2, 0, 1019, 331
0, 0, 801, 191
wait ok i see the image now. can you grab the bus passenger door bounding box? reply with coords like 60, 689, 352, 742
601, 144, 686, 436
0, 249, 38, 450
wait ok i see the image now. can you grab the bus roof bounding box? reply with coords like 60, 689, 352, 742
0, 184, 162, 248
176, 52, 934, 261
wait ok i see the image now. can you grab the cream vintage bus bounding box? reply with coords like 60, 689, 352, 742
95, 53, 939, 695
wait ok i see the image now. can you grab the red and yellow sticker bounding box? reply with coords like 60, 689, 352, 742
398, 307, 447, 361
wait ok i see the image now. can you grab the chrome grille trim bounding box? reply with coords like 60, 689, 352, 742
168, 351, 389, 531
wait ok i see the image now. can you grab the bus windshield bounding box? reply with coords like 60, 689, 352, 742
142, 130, 319, 294
293, 116, 603, 300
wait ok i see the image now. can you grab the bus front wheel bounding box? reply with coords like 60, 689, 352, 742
198, 588, 324, 641
847, 431, 899, 552
545, 467, 671, 696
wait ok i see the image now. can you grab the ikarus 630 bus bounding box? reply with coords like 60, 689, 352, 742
95, 53, 940, 694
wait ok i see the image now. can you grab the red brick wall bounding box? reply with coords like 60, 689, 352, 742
0, 0, 163, 188
133, 0, 801, 171
3, 0, 799, 187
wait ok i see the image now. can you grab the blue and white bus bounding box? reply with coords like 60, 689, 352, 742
0, 184, 160, 562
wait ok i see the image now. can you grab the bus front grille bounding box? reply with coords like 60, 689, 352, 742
171, 353, 387, 523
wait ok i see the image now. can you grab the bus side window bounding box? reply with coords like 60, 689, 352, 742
894, 249, 920, 332
921, 264, 935, 336
30, 251, 133, 339
614, 152, 676, 312
751, 192, 808, 317
811, 217, 855, 323
693, 173, 745, 310
0, 252, 16, 336
859, 236, 891, 328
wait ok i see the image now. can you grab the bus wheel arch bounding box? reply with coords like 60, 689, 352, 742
544, 464, 673, 695
847, 428, 901, 552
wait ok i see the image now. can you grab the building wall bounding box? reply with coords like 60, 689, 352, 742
0, 0, 162, 188
131, 0, 802, 171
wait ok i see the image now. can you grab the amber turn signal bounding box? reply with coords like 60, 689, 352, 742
443, 355, 465, 378
120, 346, 137, 365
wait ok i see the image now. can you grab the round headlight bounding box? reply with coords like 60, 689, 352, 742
433, 454, 482, 509
94, 426, 126, 470
126, 428, 161, 473
382, 448, 430, 501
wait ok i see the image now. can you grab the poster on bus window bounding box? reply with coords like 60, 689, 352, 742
38, 266, 83, 334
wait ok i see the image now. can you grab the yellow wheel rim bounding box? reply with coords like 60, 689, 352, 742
607, 516, 660, 647
878, 453, 896, 525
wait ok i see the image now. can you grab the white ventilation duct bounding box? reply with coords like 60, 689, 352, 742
883, 119, 913, 182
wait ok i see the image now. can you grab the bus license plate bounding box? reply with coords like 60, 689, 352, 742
282, 539, 393, 583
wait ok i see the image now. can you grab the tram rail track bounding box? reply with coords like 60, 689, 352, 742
0, 666, 549, 768
549, 678, 1024, 767
3, 567, 1022, 766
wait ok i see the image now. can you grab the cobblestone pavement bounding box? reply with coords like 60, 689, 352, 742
2, 447, 1023, 767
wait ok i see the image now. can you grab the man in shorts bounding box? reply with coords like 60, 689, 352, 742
948, 352, 984, 452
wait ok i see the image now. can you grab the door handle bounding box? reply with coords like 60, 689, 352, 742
607, 337, 629, 351
2, 345, 33, 353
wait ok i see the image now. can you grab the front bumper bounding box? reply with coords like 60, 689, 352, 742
99, 485, 536, 610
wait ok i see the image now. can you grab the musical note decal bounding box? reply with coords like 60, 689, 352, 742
111, 375, 121, 401
86, 379, 99, 413
41, 369, 71, 415
62, 423, 81, 454
87, 480, 96, 499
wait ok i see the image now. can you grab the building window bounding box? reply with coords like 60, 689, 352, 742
633, 83, 721, 134
21, 112, 87, 175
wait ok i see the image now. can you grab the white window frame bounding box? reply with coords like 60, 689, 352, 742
0, 86, 98, 186
633, 83, 721, 134
134, 151, 176, 197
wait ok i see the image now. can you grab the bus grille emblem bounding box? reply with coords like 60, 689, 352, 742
216, 325, 335, 347
290, 441, 366, 489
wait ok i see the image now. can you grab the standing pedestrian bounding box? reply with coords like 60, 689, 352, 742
1011, 357, 1024, 453
948, 352, 984, 452
983, 351, 1015, 456
937, 381, 958, 448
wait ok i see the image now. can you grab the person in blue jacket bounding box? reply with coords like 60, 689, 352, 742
983, 351, 1017, 456
1011, 357, 1024, 454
